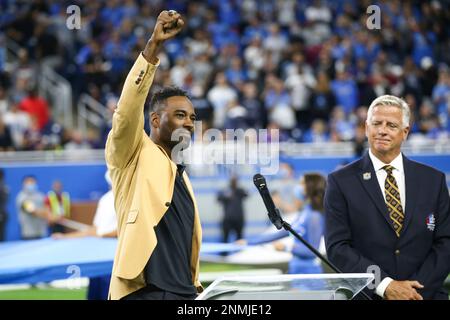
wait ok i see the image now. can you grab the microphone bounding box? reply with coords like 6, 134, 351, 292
253, 173, 283, 230
252, 173, 372, 300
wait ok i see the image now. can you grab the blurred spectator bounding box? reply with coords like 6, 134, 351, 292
10, 48, 37, 103
266, 121, 291, 143
243, 36, 265, 80
0, 114, 14, 151
22, 116, 44, 150
0, 169, 8, 241
0, 0, 449, 150
207, 72, 237, 129
419, 57, 439, 98
433, 67, 450, 122
418, 100, 439, 135
16, 175, 47, 240
190, 53, 214, 88
64, 129, 93, 150
331, 70, 359, 115
302, 119, 329, 143
3, 101, 31, 150
44, 180, 71, 234
264, 75, 290, 111
241, 173, 327, 274
264, 75, 296, 130
52, 170, 117, 300
272, 162, 304, 222
225, 56, 248, 90
361, 71, 391, 108
103, 30, 131, 82
41, 119, 65, 150
189, 84, 213, 126
81, 40, 111, 91
329, 106, 355, 142
305, 0, 332, 24
241, 81, 264, 128
217, 176, 248, 243
263, 23, 288, 64
223, 98, 248, 130
0, 35, 5, 72
405, 93, 421, 134
353, 123, 367, 157
52, 172, 116, 240
269, 104, 296, 131
0, 86, 8, 115
302, 0, 332, 46
284, 53, 316, 129
308, 71, 335, 123
276, 0, 296, 27
28, 20, 60, 65
18, 87, 50, 131
170, 57, 189, 88
186, 29, 214, 58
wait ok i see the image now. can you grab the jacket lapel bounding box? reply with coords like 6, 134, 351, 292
358, 152, 396, 233
401, 155, 419, 237
156, 143, 178, 177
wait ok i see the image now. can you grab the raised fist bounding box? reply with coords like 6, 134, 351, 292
151, 10, 185, 42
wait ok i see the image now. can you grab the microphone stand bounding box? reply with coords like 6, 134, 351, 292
268, 207, 373, 300
255, 174, 372, 300
271, 209, 341, 273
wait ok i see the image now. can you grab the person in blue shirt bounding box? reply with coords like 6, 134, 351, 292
240, 173, 326, 274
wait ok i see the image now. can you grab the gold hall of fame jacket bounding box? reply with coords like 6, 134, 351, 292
105, 53, 203, 300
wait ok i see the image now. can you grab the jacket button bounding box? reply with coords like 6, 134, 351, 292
395, 249, 400, 255
165, 202, 171, 207
135, 80, 140, 84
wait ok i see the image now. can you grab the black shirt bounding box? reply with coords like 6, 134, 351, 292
217, 188, 248, 223
144, 164, 196, 295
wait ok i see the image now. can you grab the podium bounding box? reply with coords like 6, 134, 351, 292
196, 273, 374, 300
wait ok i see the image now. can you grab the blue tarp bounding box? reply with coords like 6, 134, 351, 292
0, 238, 244, 284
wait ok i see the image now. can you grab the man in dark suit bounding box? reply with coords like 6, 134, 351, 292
325, 95, 450, 300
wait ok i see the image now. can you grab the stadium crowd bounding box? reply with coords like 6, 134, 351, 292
0, 0, 449, 152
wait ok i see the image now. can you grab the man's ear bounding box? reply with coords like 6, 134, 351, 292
402, 126, 410, 141
150, 111, 160, 129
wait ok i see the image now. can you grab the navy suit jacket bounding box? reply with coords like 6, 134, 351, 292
324, 152, 450, 299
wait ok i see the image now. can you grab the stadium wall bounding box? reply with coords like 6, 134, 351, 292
2, 154, 450, 241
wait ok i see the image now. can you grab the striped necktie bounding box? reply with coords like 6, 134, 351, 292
382, 165, 404, 237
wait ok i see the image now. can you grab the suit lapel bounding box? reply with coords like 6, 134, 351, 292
358, 153, 396, 233
401, 155, 419, 237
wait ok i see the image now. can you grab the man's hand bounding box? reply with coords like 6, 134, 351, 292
384, 280, 424, 300
152, 10, 184, 42
143, 10, 184, 64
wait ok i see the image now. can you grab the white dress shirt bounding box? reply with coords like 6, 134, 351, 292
93, 190, 117, 236
368, 149, 406, 298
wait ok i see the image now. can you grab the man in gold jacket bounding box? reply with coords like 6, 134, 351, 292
105, 10, 202, 300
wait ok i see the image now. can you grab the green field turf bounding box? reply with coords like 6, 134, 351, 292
0, 287, 87, 300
